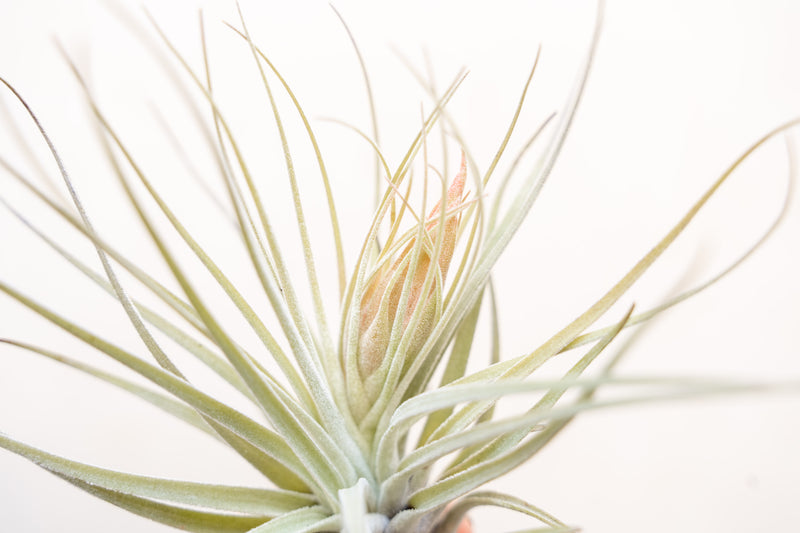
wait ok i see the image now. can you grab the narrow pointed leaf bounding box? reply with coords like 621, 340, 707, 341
0, 432, 314, 515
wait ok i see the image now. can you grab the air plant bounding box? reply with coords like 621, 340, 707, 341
0, 1, 797, 532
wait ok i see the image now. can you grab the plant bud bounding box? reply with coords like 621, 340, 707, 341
358, 156, 467, 378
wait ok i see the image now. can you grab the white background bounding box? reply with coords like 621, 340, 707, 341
1, 0, 799, 532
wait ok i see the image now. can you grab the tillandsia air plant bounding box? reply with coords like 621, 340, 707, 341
1, 0, 799, 532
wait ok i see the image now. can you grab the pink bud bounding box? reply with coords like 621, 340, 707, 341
357, 155, 467, 378
456, 516, 473, 533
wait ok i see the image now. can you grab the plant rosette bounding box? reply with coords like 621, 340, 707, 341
1, 1, 799, 533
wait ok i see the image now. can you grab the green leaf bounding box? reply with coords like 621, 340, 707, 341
234, 7, 335, 375
432, 491, 567, 533
0, 154, 209, 339
417, 290, 484, 446
75, 71, 360, 504
0, 202, 256, 403
60, 476, 267, 533
406, 380, 794, 515
444, 305, 633, 477
0, 432, 314, 516
404, 114, 800, 451
562, 135, 796, 353
379, 377, 619, 481
245, 506, 336, 533
225, 20, 347, 301
149, 16, 372, 485
375, 0, 606, 439
1, 73, 183, 378
0, 281, 311, 492
1, 339, 220, 440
